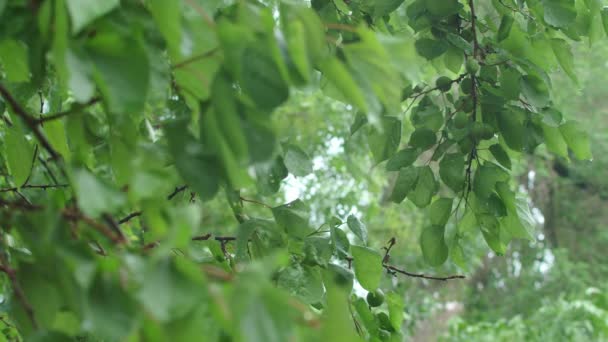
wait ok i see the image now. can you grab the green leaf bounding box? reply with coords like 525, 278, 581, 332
201, 108, 252, 189
73, 169, 126, 217
0, 40, 30, 82
368, 116, 402, 164
351, 245, 383, 291
550, 38, 577, 82
240, 45, 289, 111
497, 109, 525, 151
65, 47, 96, 103
148, 0, 181, 54
85, 274, 138, 341
559, 121, 592, 160
137, 259, 206, 322
386, 148, 418, 171
420, 225, 448, 266
283, 144, 313, 177
4, 125, 34, 186
446, 33, 473, 54
489, 144, 512, 169
409, 128, 437, 150
272, 199, 314, 239
415, 38, 448, 60
425, 0, 461, 17
477, 213, 506, 254
285, 20, 312, 82
390, 166, 419, 203
374, 0, 405, 17
256, 157, 288, 195
439, 153, 465, 192
87, 33, 150, 114
473, 163, 509, 200
409, 166, 437, 208
497, 15, 514, 42
165, 115, 221, 200
542, 0, 577, 28
331, 225, 350, 258
319, 57, 368, 113
520, 75, 550, 108
430, 198, 453, 226
386, 292, 405, 332
496, 183, 536, 241
498, 67, 521, 100
347, 215, 368, 244
277, 264, 324, 304
542, 123, 569, 158
352, 297, 379, 335
66, 0, 120, 34
444, 46, 464, 73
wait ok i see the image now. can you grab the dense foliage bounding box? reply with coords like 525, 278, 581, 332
0, 0, 603, 340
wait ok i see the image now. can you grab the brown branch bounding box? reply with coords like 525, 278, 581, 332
239, 196, 272, 209
469, 0, 480, 58
35, 97, 100, 124
0, 198, 43, 211
62, 208, 125, 244
191, 233, 212, 241
118, 211, 142, 224
171, 49, 219, 69
0, 84, 60, 160
167, 185, 188, 200
0, 183, 69, 193
384, 264, 465, 281
0, 261, 38, 328
101, 213, 127, 242
22, 144, 39, 186
382, 237, 396, 264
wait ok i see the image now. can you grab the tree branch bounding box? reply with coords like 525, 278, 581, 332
167, 185, 188, 200
118, 211, 142, 224
35, 97, 100, 124
383, 265, 465, 281
0, 84, 60, 160
0, 183, 69, 193
0, 260, 38, 328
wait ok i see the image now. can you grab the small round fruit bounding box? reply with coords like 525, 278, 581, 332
435, 76, 453, 92
471, 123, 494, 140
375, 312, 395, 331
466, 59, 480, 75
366, 289, 385, 307
459, 137, 474, 154
460, 77, 472, 95
453, 112, 468, 129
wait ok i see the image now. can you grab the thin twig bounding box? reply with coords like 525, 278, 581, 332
35, 97, 100, 124
384, 264, 465, 281
0, 84, 60, 160
62, 208, 125, 244
167, 185, 188, 200
0, 198, 42, 211
239, 196, 272, 209
0, 260, 38, 328
22, 144, 39, 186
118, 211, 142, 224
0, 183, 69, 193
469, 0, 480, 58
171, 48, 219, 69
